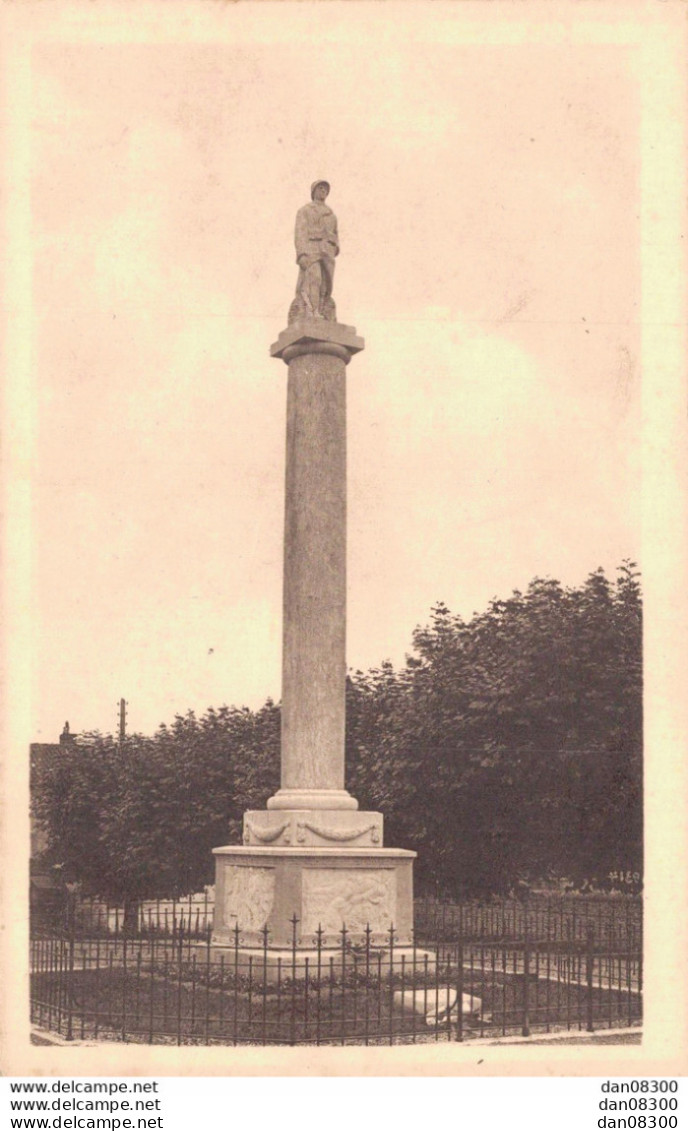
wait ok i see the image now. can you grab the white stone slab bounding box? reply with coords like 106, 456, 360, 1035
393, 988, 484, 1026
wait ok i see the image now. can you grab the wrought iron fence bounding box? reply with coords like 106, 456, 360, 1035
31, 893, 215, 940
33, 891, 642, 948
415, 894, 643, 950
30, 900, 642, 1046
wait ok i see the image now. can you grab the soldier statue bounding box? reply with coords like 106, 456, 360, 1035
289, 180, 339, 323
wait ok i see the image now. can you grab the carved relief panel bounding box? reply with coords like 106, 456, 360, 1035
301, 868, 396, 934
223, 866, 275, 933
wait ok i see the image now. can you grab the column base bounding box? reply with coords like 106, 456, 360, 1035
244, 808, 382, 848
267, 788, 358, 811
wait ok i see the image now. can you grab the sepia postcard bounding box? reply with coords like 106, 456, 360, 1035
1, 0, 686, 1079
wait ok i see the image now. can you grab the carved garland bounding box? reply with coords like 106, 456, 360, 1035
243, 819, 291, 845
297, 822, 380, 844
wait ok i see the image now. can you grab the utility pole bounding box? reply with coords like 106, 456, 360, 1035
117, 698, 127, 754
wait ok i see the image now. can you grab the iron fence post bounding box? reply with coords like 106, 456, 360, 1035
586, 925, 595, 1033
626, 932, 633, 1027
121, 926, 128, 1042
387, 923, 396, 1046
290, 914, 298, 1046
148, 931, 155, 1043
65, 889, 76, 1041
522, 912, 531, 1037
456, 935, 464, 1042
261, 925, 269, 1045
176, 921, 184, 1046
363, 923, 371, 1047
315, 924, 323, 1046
232, 925, 239, 1045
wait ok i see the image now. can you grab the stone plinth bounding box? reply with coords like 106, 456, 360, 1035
203, 942, 436, 983
212, 846, 415, 949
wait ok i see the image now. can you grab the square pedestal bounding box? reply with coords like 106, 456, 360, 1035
212, 845, 415, 949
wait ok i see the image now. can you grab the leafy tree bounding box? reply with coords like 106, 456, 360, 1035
32, 703, 280, 919
348, 562, 642, 895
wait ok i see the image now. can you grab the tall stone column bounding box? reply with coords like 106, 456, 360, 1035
268, 324, 363, 811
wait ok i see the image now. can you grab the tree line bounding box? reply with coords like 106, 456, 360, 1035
31, 562, 642, 907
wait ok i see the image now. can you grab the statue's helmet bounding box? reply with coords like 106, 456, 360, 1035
310, 180, 330, 199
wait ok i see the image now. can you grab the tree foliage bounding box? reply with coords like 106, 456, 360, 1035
32, 563, 641, 902
347, 561, 642, 895
31, 702, 280, 907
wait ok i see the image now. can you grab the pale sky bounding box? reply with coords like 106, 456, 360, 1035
29, 10, 641, 739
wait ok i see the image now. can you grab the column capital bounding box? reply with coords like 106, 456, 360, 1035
270, 319, 365, 364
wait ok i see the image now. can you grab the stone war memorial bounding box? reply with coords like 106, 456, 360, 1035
210, 182, 425, 974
